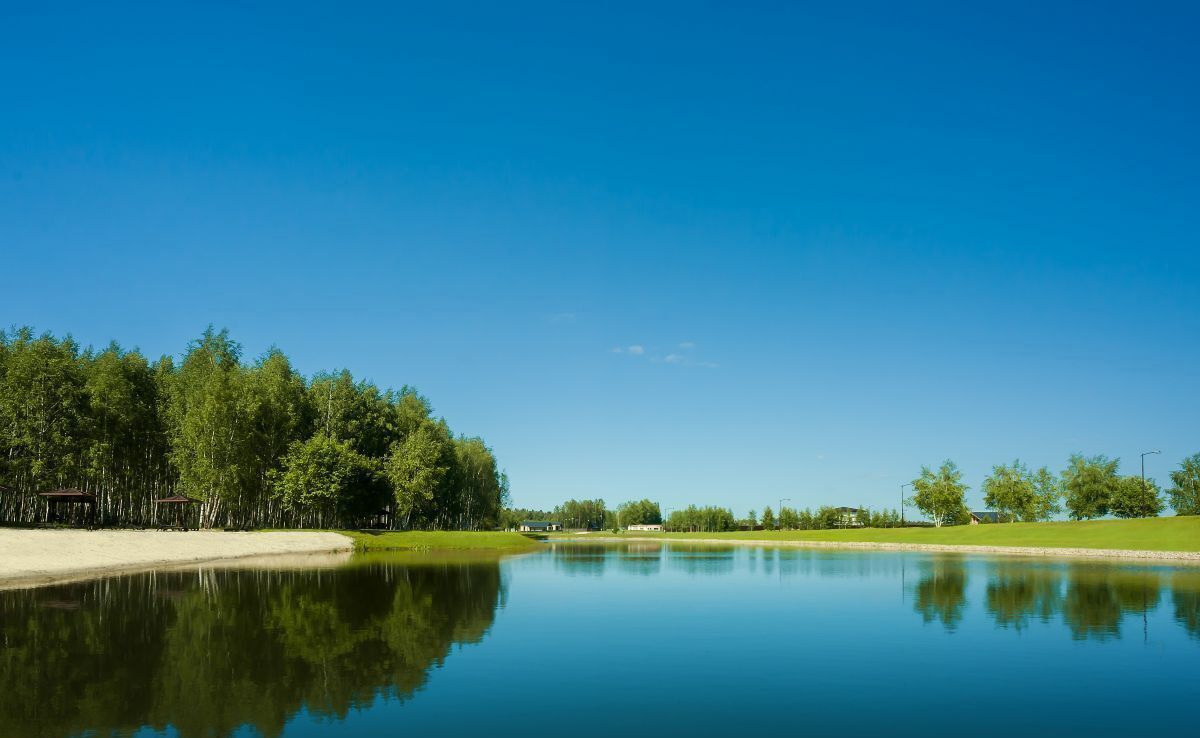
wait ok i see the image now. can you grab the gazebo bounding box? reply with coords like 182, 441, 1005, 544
38, 488, 98, 528
153, 494, 202, 531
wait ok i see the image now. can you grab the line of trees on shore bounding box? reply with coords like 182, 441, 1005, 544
911, 454, 1200, 527
0, 327, 508, 530
504, 452, 1200, 533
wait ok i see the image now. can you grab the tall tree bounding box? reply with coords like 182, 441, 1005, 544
911, 460, 968, 527
164, 328, 252, 528
384, 421, 452, 529
1061, 454, 1120, 520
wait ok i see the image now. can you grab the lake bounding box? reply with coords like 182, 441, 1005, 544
2, 542, 1198, 737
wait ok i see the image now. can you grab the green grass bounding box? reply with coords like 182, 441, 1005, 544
603, 516, 1200, 552
340, 530, 542, 552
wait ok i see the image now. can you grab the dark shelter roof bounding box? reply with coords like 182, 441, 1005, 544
154, 494, 202, 504
38, 488, 96, 502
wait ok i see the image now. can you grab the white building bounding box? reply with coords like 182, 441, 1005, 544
626, 523, 663, 532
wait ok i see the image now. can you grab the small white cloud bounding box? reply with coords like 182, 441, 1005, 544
664, 353, 683, 364
611, 347, 623, 354
627, 345, 645, 355
678, 341, 696, 350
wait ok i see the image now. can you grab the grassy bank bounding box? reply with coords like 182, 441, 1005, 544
608, 516, 1200, 552
341, 530, 542, 552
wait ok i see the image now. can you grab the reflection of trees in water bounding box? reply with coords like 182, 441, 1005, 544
980, 561, 1193, 642
1062, 567, 1161, 642
615, 543, 664, 577
1171, 572, 1200, 640
666, 545, 736, 576
912, 557, 968, 631
0, 559, 503, 738
986, 563, 1062, 632
550, 543, 609, 576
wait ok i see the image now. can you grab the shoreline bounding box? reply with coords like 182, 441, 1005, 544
0, 530, 355, 590
576, 535, 1200, 563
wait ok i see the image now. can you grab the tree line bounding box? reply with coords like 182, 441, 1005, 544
503, 451, 1200, 533
911, 454, 1200, 527
0, 326, 508, 529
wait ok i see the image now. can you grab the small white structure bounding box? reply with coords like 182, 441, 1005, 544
626, 524, 663, 532
519, 521, 561, 532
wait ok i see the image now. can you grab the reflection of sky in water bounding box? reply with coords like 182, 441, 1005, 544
8, 545, 1200, 738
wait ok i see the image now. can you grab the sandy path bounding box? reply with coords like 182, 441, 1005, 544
582, 536, 1200, 563
0, 529, 355, 588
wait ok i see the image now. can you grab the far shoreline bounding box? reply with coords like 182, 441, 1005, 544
570, 534, 1200, 564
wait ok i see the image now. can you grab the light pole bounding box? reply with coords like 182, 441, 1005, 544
900, 483, 912, 526
1141, 450, 1161, 514
778, 497, 791, 530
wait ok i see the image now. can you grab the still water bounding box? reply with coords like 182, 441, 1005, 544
2, 542, 1198, 738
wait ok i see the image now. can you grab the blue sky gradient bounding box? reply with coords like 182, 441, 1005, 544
2, 2, 1198, 514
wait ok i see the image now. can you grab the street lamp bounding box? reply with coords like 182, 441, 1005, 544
900, 483, 913, 526
1141, 450, 1161, 513
778, 497, 791, 530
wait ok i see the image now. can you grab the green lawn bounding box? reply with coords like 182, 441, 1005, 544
613, 516, 1200, 552
340, 530, 541, 552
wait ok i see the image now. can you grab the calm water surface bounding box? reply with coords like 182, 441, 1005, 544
2, 542, 1198, 737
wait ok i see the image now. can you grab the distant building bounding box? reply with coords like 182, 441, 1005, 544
519, 521, 562, 532
969, 511, 1003, 525
834, 507, 864, 528
626, 523, 663, 532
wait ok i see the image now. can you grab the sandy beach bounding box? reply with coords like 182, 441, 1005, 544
0, 529, 355, 589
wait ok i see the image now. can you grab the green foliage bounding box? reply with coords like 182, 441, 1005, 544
1109, 475, 1164, 518
760, 506, 776, 530
982, 460, 1034, 523
911, 460, 969, 527
555, 498, 607, 530
1168, 454, 1200, 515
1028, 466, 1063, 521
1062, 454, 1120, 520
385, 421, 453, 529
665, 505, 737, 532
0, 325, 506, 530
269, 435, 383, 527
616, 498, 662, 526
778, 506, 799, 530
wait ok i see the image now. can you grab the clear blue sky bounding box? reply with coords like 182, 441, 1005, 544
2, 2, 1198, 515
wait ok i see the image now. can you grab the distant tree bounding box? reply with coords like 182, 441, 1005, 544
1109, 475, 1164, 518
911, 460, 968, 527
814, 505, 840, 529
982, 460, 1034, 523
1028, 467, 1062, 521
797, 508, 815, 529
761, 506, 776, 530
778, 506, 799, 530
746, 509, 758, 528
617, 499, 662, 526
1168, 454, 1200, 515
1062, 454, 1120, 520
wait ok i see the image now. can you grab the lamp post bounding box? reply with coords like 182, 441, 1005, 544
778, 497, 791, 531
1141, 450, 1161, 514
900, 483, 912, 526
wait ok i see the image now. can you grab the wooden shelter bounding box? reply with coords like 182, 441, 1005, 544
38, 488, 98, 528
153, 494, 202, 531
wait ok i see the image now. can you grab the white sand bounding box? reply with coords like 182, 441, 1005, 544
0, 529, 355, 588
